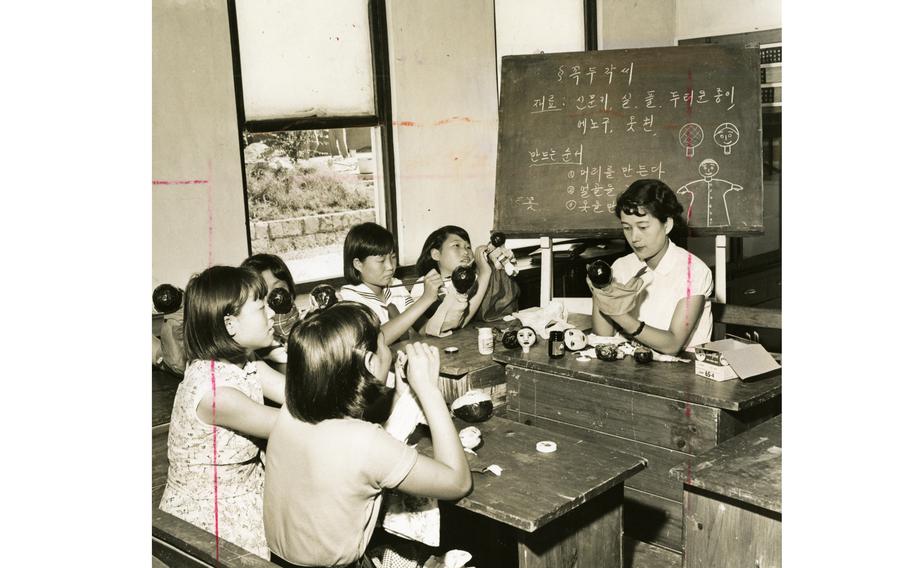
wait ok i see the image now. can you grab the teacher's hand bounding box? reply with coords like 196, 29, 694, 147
587, 275, 645, 317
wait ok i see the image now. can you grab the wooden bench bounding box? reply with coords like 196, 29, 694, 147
152, 368, 281, 567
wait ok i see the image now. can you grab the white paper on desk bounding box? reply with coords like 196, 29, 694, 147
383, 375, 427, 442
585, 334, 690, 363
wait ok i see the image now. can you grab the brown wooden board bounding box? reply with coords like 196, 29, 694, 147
682, 491, 781, 568
624, 537, 682, 568
495, 345, 781, 411
392, 323, 498, 377
152, 424, 170, 508
153, 368, 182, 427
506, 410, 689, 502
415, 416, 645, 532
671, 415, 781, 512
152, 508, 279, 567
506, 366, 722, 454
624, 487, 683, 552
495, 46, 763, 237
516, 487, 623, 568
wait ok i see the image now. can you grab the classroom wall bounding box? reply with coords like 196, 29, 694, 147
386, 0, 500, 265
676, 0, 781, 40
599, 0, 677, 49
152, 0, 248, 289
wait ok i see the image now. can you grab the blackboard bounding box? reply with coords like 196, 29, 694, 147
494, 46, 763, 237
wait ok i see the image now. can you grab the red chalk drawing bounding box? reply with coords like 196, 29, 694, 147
432, 116, 473, 126
210, 359, 220, 561
393, 116, 476, 127
152, 179, 210, 185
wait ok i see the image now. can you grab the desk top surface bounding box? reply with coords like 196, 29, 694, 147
391, 323, 499, 377
494, 344, 781, 412
671, 415, 781, 512
390, 313, 593, 378
416, 415, 645, 532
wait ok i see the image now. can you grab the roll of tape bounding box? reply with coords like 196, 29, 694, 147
536, 440, 557, 453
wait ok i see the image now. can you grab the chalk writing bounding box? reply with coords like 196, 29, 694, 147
495, 46, 763, 235
678, 123, 704, 158
713, 122, 740, 155
531, 94, 564, 113
677, 159, 743, 227
514, 196, 541, 211
556, 62, 635, 86
528, 144, 583, 166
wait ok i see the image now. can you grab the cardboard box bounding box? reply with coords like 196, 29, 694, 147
695, 360, 739, 382
693, 338, 781, 381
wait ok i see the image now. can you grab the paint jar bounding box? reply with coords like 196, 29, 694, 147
548, 330, 565, 359
478, 328, 494, 355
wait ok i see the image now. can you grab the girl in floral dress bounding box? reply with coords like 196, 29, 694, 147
159, 265, 287, 558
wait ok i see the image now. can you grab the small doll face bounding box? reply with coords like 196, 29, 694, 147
516, 326, 537, 353
432, 233, 475, 276
310, 284, 338, 310
267, 287, 295, 315
501, 329, 520, 349
563, 328, 588, 351
451, 265, 477, 295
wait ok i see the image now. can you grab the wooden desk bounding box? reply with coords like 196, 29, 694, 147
670, 415, 781, 568
392, 323, 507, 406
391, 313, 593, 407
493, 345, 781, 557
416, 416, 646, 567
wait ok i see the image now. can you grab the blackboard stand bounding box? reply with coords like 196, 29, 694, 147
715, 236, 727, 303
539, 236, 553, 308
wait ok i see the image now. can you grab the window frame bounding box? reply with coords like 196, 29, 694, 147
226, 0, 398, 291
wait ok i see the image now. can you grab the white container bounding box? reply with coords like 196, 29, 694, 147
477, 327, 494, 355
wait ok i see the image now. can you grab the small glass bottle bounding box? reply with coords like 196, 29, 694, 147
548, 330, 565, 359
478, 327, 494, 355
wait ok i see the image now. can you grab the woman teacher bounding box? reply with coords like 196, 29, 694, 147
589, 179, 713, 355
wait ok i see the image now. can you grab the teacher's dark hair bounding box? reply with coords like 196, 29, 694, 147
616, 179, 688, 246
183, 265, 268, 367
343, 222, 397, 284
285, 302, 382, 423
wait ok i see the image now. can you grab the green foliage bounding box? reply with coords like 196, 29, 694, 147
246, 161, 373, 222
244, 130, 326, 163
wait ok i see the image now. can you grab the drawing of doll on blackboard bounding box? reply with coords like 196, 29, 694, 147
677, 159, 743, 227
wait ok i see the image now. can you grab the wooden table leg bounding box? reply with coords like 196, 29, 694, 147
515, 485, 624, 568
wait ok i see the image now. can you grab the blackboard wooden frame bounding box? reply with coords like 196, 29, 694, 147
493, 45, 764, 239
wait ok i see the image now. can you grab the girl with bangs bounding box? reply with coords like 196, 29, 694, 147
338, 222, 445, 344
159, 265, 288, 559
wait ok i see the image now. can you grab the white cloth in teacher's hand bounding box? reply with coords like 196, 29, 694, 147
610, 240, 714, 351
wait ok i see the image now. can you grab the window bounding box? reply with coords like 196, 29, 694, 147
228, 0, 394, 285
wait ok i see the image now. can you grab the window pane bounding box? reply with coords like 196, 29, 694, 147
236, 0, 375, 120
245, 127, 381, 283
495, 0, 585, 84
